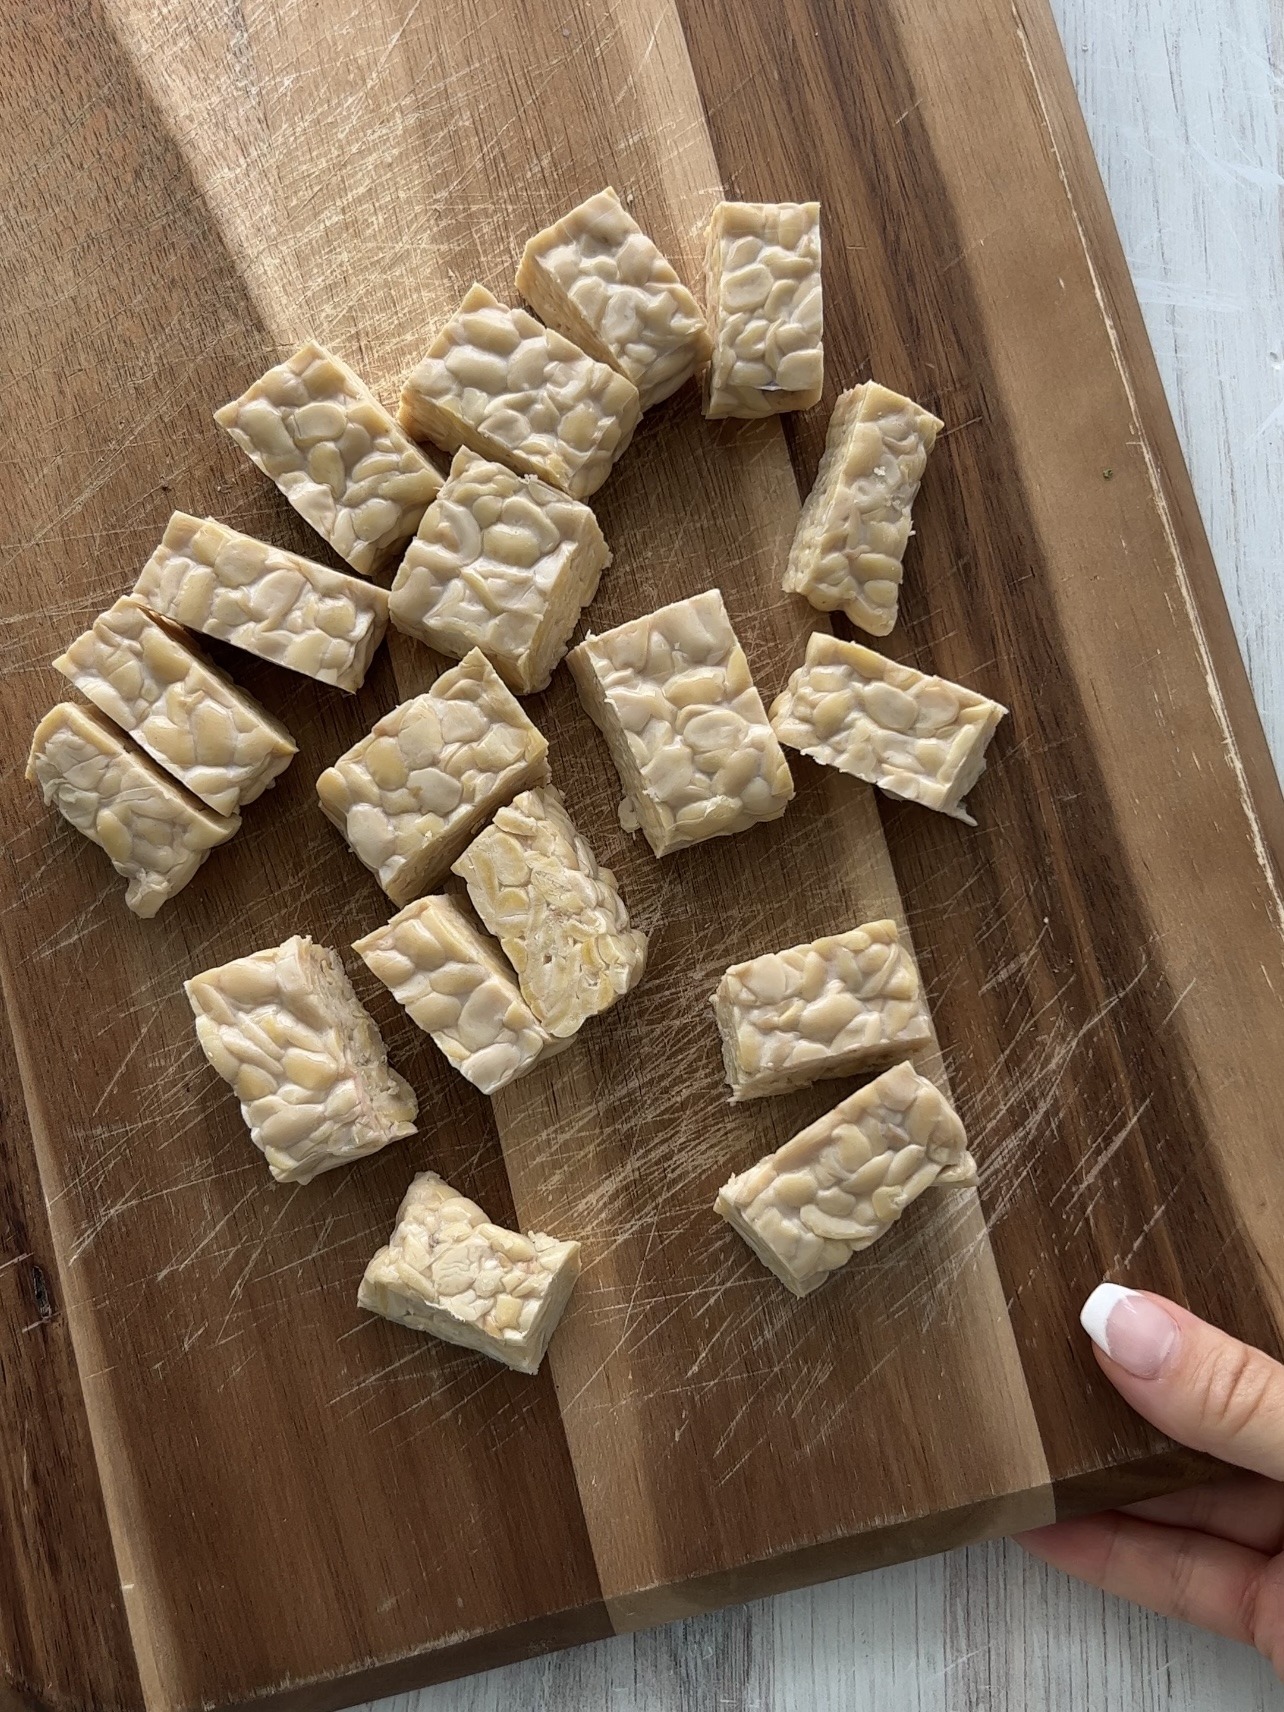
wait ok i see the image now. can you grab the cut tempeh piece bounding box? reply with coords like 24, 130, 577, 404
453, 785, 648, 1038
27, 702, 239, 918
715, 1061, 975, 1295
703, 200, 823, 419
359, 1171, 580, 1374
353, 896, 565, 1095
389, 448, 610, 694
317, 650, 549, 905
770, 631, 1008, 825
185, 935, 417, 1184
783, 383, 944, 636
397, 283, 640, 500
567, 588, 794, 857
712, 919, 932, 1100
214, 341, 443, 574
516, 186, 712, 410
133, 512, 389, 692
54, 596, 297, 816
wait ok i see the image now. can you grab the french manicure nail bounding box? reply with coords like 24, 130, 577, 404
1080, 1283, 1180, 1379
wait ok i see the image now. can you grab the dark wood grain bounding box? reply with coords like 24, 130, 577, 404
0, 0, 1281, 1705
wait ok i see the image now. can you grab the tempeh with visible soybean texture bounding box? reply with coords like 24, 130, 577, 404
567, 588, 793, 857
133, 512, 389, 692
215, 341, 443, 574
454, 785, 647, 1037
26, 702, 239, 918
317, 650, 549, 905
54, 595, 296, 816
712, 919, 933, 1100
389, 449, 609, 694
359, 1171, 580, 1373
353, 895, 565, 1095
715, 1062, 975, 1295
770, 631, 1007, 824
398, 284, 640, 500
185, 935, 417, 1184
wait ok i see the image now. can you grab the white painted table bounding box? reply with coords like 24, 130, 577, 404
369, 2, 1284, 1704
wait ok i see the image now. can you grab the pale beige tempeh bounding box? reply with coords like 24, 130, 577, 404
398, 283, 641, 500
712, 918, 933, 1100
389, 448, 610, 694
770, 631, 1007, 824
214, 340, 443, 574
567, 588, 794, 857
703, 200, 823, 419
316, 650, 550, 905
783, 382, 944, 636
185, 934, 417, 1184
54, 595, 297, 816
716, 1062, 975, 1295
26, 701, 239, 918
359, 1171, 580, 1374
516, 186, 712, 410
353, 895, 565, 1095
133, 512, 389, 692
453, 785, 647, 1038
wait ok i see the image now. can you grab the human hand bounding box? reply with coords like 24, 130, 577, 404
1015, 1285, 1284, 1674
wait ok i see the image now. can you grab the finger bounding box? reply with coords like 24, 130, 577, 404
1015, 1513, 1269, 1647
1080, 1285, 1284, 1480
1122, 1472, 1284, 1554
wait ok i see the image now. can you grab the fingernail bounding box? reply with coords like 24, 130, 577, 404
1080, 1283, 1180, 1379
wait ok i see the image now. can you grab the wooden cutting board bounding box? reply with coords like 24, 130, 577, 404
3, 0, 1283, 1707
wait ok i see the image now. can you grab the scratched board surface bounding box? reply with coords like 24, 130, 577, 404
2, 1, 1284, 1709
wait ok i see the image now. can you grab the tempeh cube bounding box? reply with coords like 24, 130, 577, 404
185, 935, 417, 1184
516, 186, 712, 410
770, 632, 1007, 825
397, 284, 641, 500
353, 896, 565, 1095
358, 1171, 580, 1373
453, 785, 648, 1038
389, 448, 610, 694
566, 588, 794, 857
133, 512, 389, 692
214, 341, 443, 574
703, 200, 823, 419
316, 650, 549, 905
783, 383, 944, 636
54, 595, 297, 816
715, 1061, 975, 1295
712, 919, 932, 1100
27, 703, 239, 918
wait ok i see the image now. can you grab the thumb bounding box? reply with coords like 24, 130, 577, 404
1081, 1284, 1284, 1481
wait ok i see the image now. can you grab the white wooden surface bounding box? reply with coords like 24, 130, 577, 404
369, 0, 1284, 1705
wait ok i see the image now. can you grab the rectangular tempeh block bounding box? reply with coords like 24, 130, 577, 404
133, 512, 389, 692
770, 631, 1008, 824
453, 785, 648, 1038
703, 200, 823, 419
715, 1061, 974, 1295
185, 935, 417, 1184
567, 588, 794, 856
353, 896, 565, 1095
316, 650, 550, 905
214, 341, 443, 574
27, 702, 239, 918
712, 919, 933, 1100
783, 383, 944, 636
516, 186, 712, 410
389, 448, 610, 694
54, 595, 297, 816
398, 283, 641, 500
359, 1172, 580, 1374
